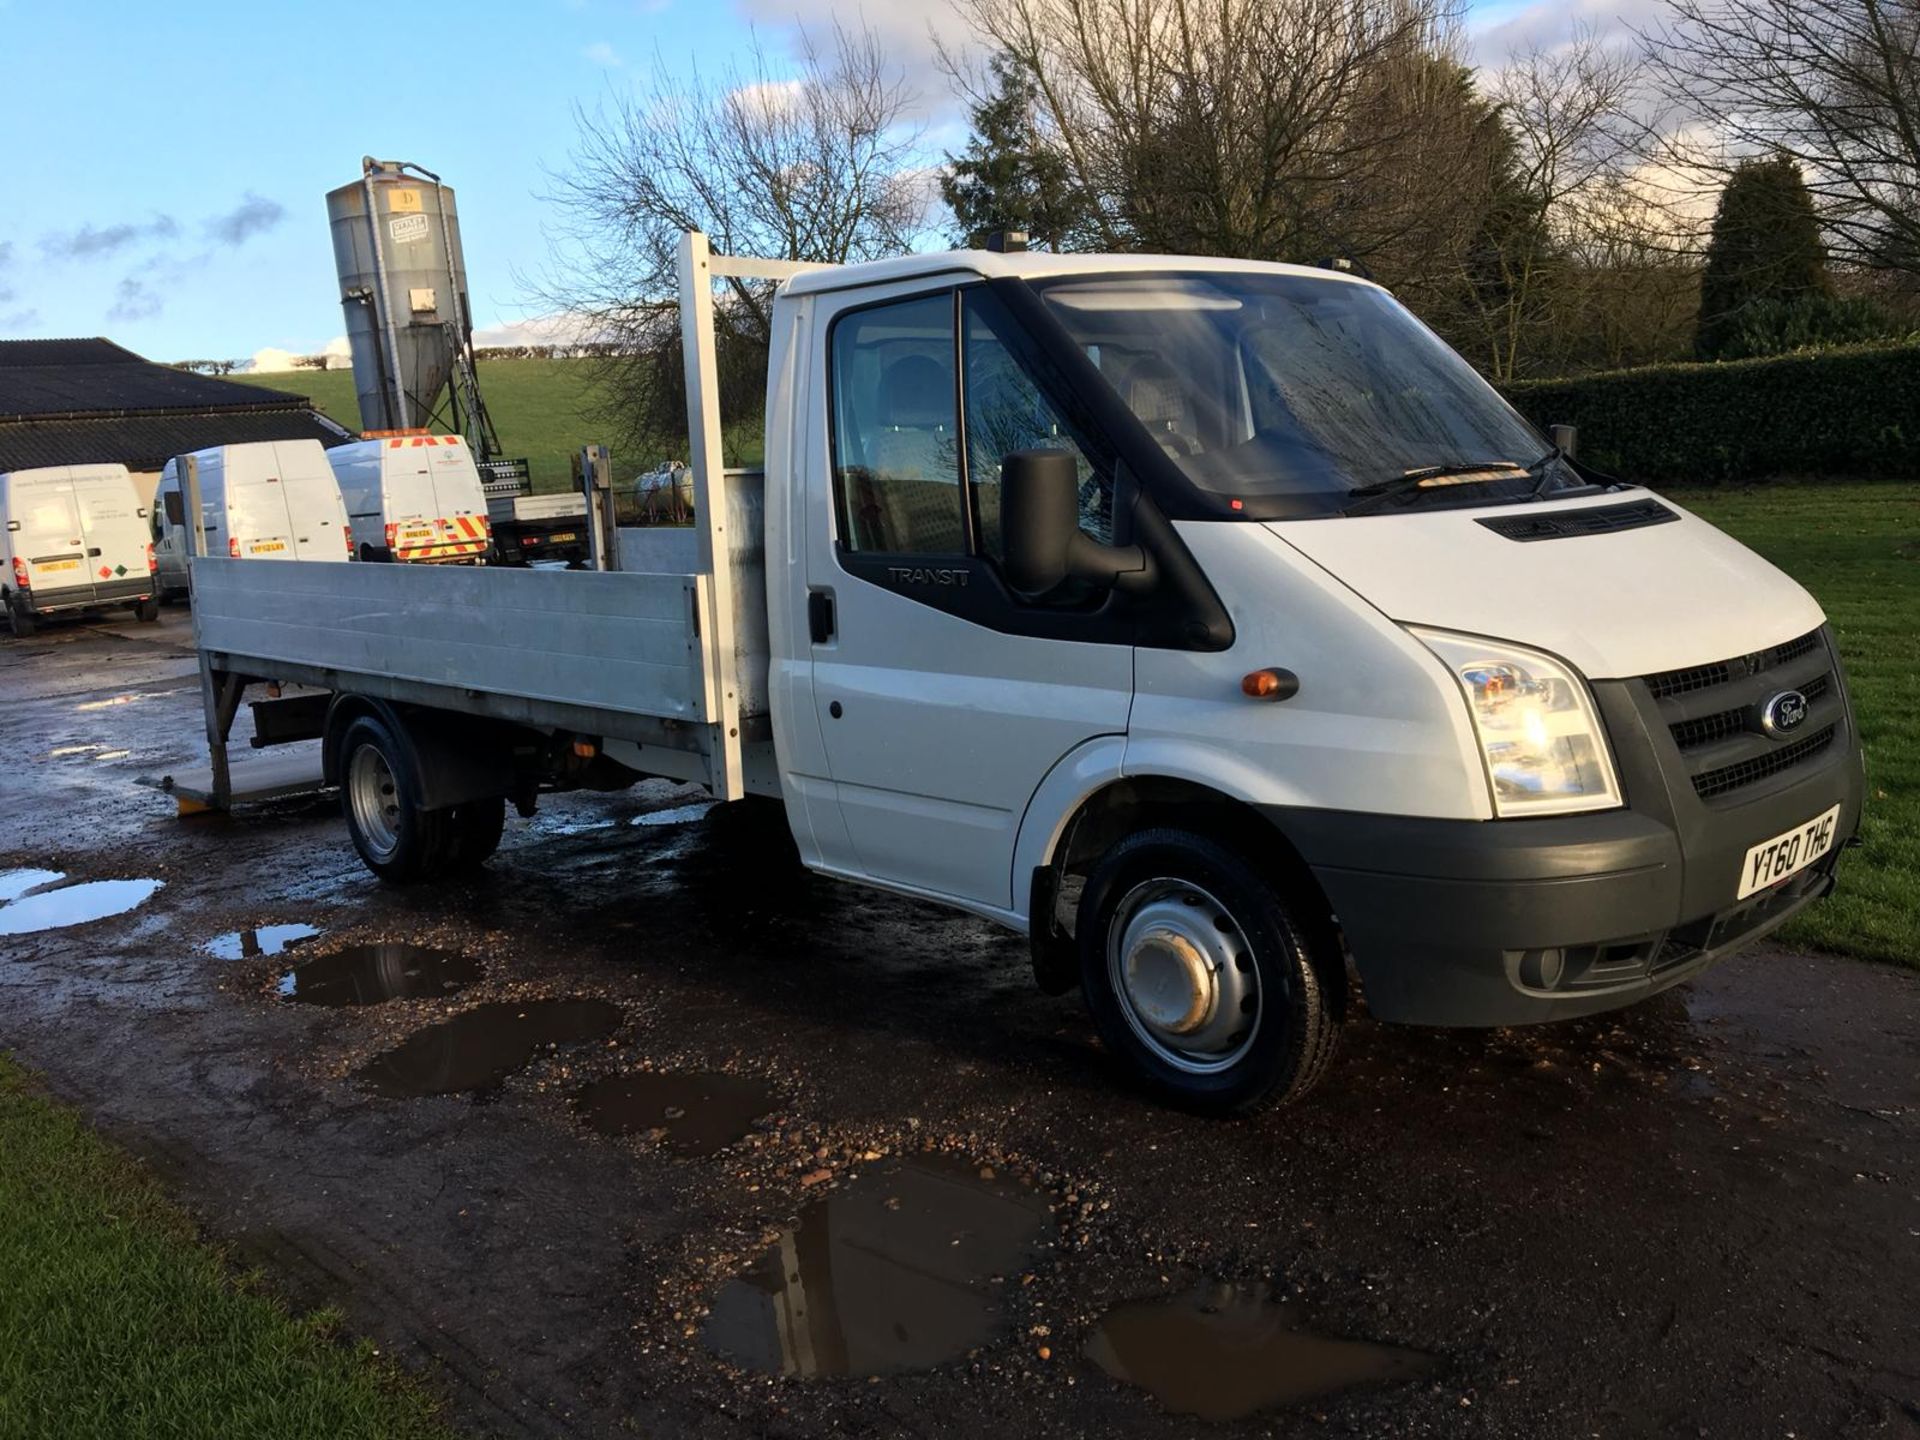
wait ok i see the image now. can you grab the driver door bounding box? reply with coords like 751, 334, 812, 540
798, 282, 1133, 912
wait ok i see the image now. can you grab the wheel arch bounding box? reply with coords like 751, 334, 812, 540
323, 696, 521, 810
1026, 771, 1346, 1013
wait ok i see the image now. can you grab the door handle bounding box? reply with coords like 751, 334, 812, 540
86, 547, 101, 557
808, 589, 836, 644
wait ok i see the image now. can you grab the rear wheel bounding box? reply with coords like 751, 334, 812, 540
340, 714, 447, 883
134, 598, 160, 623
7, 604, 36, 638
1077, 827, 1340, 1113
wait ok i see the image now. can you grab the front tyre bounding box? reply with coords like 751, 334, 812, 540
339, 714, 448, 883
1077, 828, 1339, 1113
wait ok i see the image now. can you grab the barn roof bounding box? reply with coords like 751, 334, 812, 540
0, 337, 351, 471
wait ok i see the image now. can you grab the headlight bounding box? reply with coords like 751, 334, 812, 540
1412, 628, 1622, 817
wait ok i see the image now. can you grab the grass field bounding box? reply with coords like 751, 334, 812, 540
0, 1056, 455, 1440
1681, 483, 1919, 967
231, 359, 605, 494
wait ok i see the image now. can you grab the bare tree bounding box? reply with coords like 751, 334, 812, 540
1458, 31, 1650, 379
950, 0, 1479, 265
539, 23, 926, 462
1642, 0, 1920, 274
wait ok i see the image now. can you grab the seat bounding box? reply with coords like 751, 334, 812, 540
1125, 358, 1201, 456
853, 354, 963, 551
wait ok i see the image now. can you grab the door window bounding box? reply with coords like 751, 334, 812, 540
961, 291, 1112, 560
830, 294, 963, 554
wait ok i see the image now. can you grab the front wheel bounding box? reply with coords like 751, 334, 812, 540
1077, 828, 1340, 1113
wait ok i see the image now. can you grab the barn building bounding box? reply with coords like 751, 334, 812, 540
0, 338, 351, 503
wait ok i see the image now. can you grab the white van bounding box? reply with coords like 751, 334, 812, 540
155, 440, 354, 598
325, 435, 493, 564
1, 463, 157, 636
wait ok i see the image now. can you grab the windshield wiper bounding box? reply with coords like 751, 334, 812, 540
1340, 461, 1528, 516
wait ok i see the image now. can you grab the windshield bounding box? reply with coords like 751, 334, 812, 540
1034, 272, 1563, 515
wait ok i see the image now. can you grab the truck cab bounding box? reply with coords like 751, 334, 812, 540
756, 251, 1864, 1108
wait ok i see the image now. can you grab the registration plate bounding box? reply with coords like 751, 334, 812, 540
37, 559, 80, 573
1737, 804, 1842, 900
249, 541, 287, 554
550, 532, 577, 543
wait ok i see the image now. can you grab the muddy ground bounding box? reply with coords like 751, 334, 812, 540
1, 608, 1916, 1439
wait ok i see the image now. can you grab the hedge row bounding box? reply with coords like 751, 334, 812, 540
1502, 341, 1920, 487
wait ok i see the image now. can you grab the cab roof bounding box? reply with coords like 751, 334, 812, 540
779, 248, 1380, 298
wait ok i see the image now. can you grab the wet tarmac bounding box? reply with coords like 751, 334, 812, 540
702, 1154, 1055, 1376
357, 999, 626, 1097
573, 1071, 777, 1156
278, 943, 482, 1007
1, 610, 1917, 1440
1085, 1282, 1439, 1421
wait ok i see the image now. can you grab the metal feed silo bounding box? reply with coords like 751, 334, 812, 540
326, 158, 474, 434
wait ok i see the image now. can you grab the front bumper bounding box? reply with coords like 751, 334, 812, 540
1268, 646, 1868, 1026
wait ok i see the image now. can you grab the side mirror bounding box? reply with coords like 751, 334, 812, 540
999, 449, 1152, 597
162, 490, 185, 526
1549, 423, 1578, 460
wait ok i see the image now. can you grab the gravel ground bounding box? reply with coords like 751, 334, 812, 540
1, 608, 1915, 1440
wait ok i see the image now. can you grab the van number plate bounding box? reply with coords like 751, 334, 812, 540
250, 541, 287, 554
1737, 804, 1841, 900
38, 559, 80, 573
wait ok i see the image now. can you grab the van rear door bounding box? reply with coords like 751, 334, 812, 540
379, 442, 444, 561
424, 437, 490, 559
225, 451, 298, 561
12, 475, 89, 596
272, 442, 351, 561
71, 470, 153, 594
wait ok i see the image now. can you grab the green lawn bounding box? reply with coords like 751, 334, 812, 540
1680, 483, 1919, 967
0, 1056, 456, 1440
231, 358, 605, 494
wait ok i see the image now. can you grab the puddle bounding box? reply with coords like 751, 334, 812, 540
536, 816, 619, 837
574, 1071, 776, 1156
93, 749, 132, 762
0, 877, 163, 936
280, 943, 482, 1007
0, 869, 65, 904
357, 998, 625, 1097
1084, 1283, 1439, 1421
631, 803, 715, 828
702, 1154, 1054, 1377
48, 744, 100, 757
206, 924, 323, 961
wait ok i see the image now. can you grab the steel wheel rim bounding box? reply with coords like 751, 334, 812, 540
1107, 878, 1262, 1075
347, 744, 402, 861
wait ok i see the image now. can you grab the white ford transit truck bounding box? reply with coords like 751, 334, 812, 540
177, 236, 1865, 1111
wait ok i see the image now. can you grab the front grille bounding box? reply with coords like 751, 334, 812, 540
1692, 725, 1836, 799
1636, 627, 1844, 804
1643, 630, 1823, 701
1669, 673, 1832, 752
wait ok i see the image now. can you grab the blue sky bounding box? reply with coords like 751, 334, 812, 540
0, 0, 1605, 362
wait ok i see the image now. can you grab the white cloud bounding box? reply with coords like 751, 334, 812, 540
244, 337, 353, 373
472, 312, 605, 348
733, 0, 981, 122
583, 39, 624, 67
